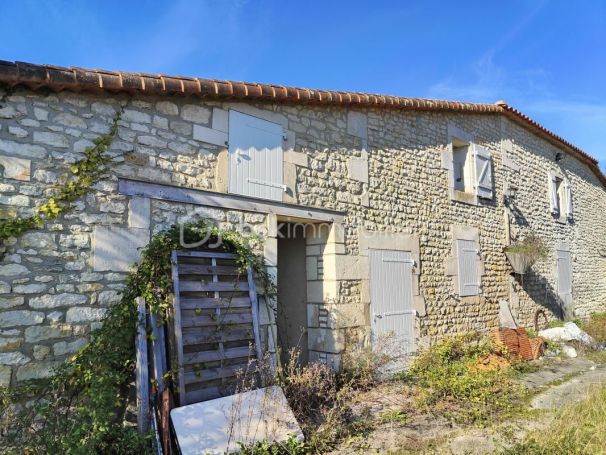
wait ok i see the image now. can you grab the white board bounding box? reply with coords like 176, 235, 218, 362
170, 386, 303, 454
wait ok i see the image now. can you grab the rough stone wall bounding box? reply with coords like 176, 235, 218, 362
1, 85, 605, 384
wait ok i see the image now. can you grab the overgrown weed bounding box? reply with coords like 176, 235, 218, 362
404, 332, 527, 425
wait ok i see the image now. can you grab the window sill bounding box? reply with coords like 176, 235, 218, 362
452, 190, 477, 205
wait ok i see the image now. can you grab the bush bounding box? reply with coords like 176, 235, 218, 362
405, 332, 526, 424
276, 349, 368, 453
237, 434, 308, 454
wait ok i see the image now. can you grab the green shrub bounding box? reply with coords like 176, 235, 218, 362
406, 332, 526, 425
237, 435, 308, 454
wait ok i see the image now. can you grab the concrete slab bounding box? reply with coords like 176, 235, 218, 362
531, 365, 606, 409
170, 386, 303, 454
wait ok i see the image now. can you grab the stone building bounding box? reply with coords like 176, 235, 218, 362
0, 61, 605, 385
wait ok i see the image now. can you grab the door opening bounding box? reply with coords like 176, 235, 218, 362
277, 222, 309, 366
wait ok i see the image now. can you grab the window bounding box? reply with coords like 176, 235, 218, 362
228, 110, 284, 201
445, 125, 494, 203
548, 172, 572, 221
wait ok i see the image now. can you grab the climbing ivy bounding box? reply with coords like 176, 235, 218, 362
0, 220, 274, 454
0, 110, 121, 244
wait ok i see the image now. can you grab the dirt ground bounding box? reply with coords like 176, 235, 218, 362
330, 356, 606, 454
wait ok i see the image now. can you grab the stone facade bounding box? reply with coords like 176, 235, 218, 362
1, 83, 605, 384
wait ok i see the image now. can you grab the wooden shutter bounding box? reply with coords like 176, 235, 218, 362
228, 110, 284, 201
548, 174, 559, 214
473, 144, 493, 199
564, 178, 573, 219
369, 249, 415, 354
457, 239, 480, 296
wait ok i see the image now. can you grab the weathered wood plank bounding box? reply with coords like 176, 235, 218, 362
135, 297, 150, 433
179, 280, 249, 293
180, 296, 251, 310
148, 311, 165, 393
170, 251, 186, 404
118, 177, 346, 223
182, 386, 223, 405
182, 346, 254, 365
181, 312, 253, 328
183, 364, 252, 385
182, 328, 254, 346
178, 264, 241, 275
177, 250, 237, 259
248, 268, 264, 363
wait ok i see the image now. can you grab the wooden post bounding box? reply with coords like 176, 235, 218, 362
171, 251, 186, 404
247, 267, 263, 362
135, 296, 150, 433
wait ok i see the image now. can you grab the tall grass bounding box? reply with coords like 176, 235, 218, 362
582, 312, 606, 343
504, 384, 606, 454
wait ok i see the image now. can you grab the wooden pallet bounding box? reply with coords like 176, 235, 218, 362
171, 250, 263, 406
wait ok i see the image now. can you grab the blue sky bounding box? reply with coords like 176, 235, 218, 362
1, 0, 605, 168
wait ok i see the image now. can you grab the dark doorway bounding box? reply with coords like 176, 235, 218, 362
277, 222, 309, 366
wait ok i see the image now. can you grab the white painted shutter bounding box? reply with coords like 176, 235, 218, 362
548, 174, 559, 215
564, 178, 573, 219
228, 111, 284, 201
556, 248, 573, 318
473, 144, 493, 199
457, 239, 480, 296
369, 249, 415, 354
557, 249, 572, 298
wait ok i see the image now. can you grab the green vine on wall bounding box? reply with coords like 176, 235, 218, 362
0, 220, 274, 454
0, 110, 122, 244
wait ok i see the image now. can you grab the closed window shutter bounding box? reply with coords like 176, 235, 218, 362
457, 239, 480, 296
228, 111, 284, 201
473, 144, 493, 199
548, 174, 559, 214
564, 178, 573, 219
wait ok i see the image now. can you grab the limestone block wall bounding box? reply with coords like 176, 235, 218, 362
1, 83, 605, 383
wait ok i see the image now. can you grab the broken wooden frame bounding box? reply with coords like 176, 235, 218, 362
170, 250, 264, 406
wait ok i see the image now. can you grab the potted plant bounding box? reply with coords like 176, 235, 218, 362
504, 232, 549, 274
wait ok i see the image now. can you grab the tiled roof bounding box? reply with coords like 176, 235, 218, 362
0, 60, 603, 185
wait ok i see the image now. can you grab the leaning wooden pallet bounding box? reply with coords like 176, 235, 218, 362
170, 250, 263, 406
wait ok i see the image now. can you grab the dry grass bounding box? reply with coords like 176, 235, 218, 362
582, 312, 606, 343
503, 384, 606, 454
404, 332, 527, 425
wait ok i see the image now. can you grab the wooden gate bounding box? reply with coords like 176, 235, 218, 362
171, 250, 263, 406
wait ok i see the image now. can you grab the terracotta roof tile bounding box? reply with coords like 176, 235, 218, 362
0, 60, 603, 185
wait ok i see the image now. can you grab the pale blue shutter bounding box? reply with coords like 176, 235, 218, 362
564, 178, 573, 219
548, 174, 559, 214
457, 239, 480, 296
473, 144, 493, 199
557, 249, 572, 298
369, 249, 415, 354
228, 111, 284, 201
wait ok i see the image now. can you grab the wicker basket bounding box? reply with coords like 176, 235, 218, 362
491, 327, 544, 360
